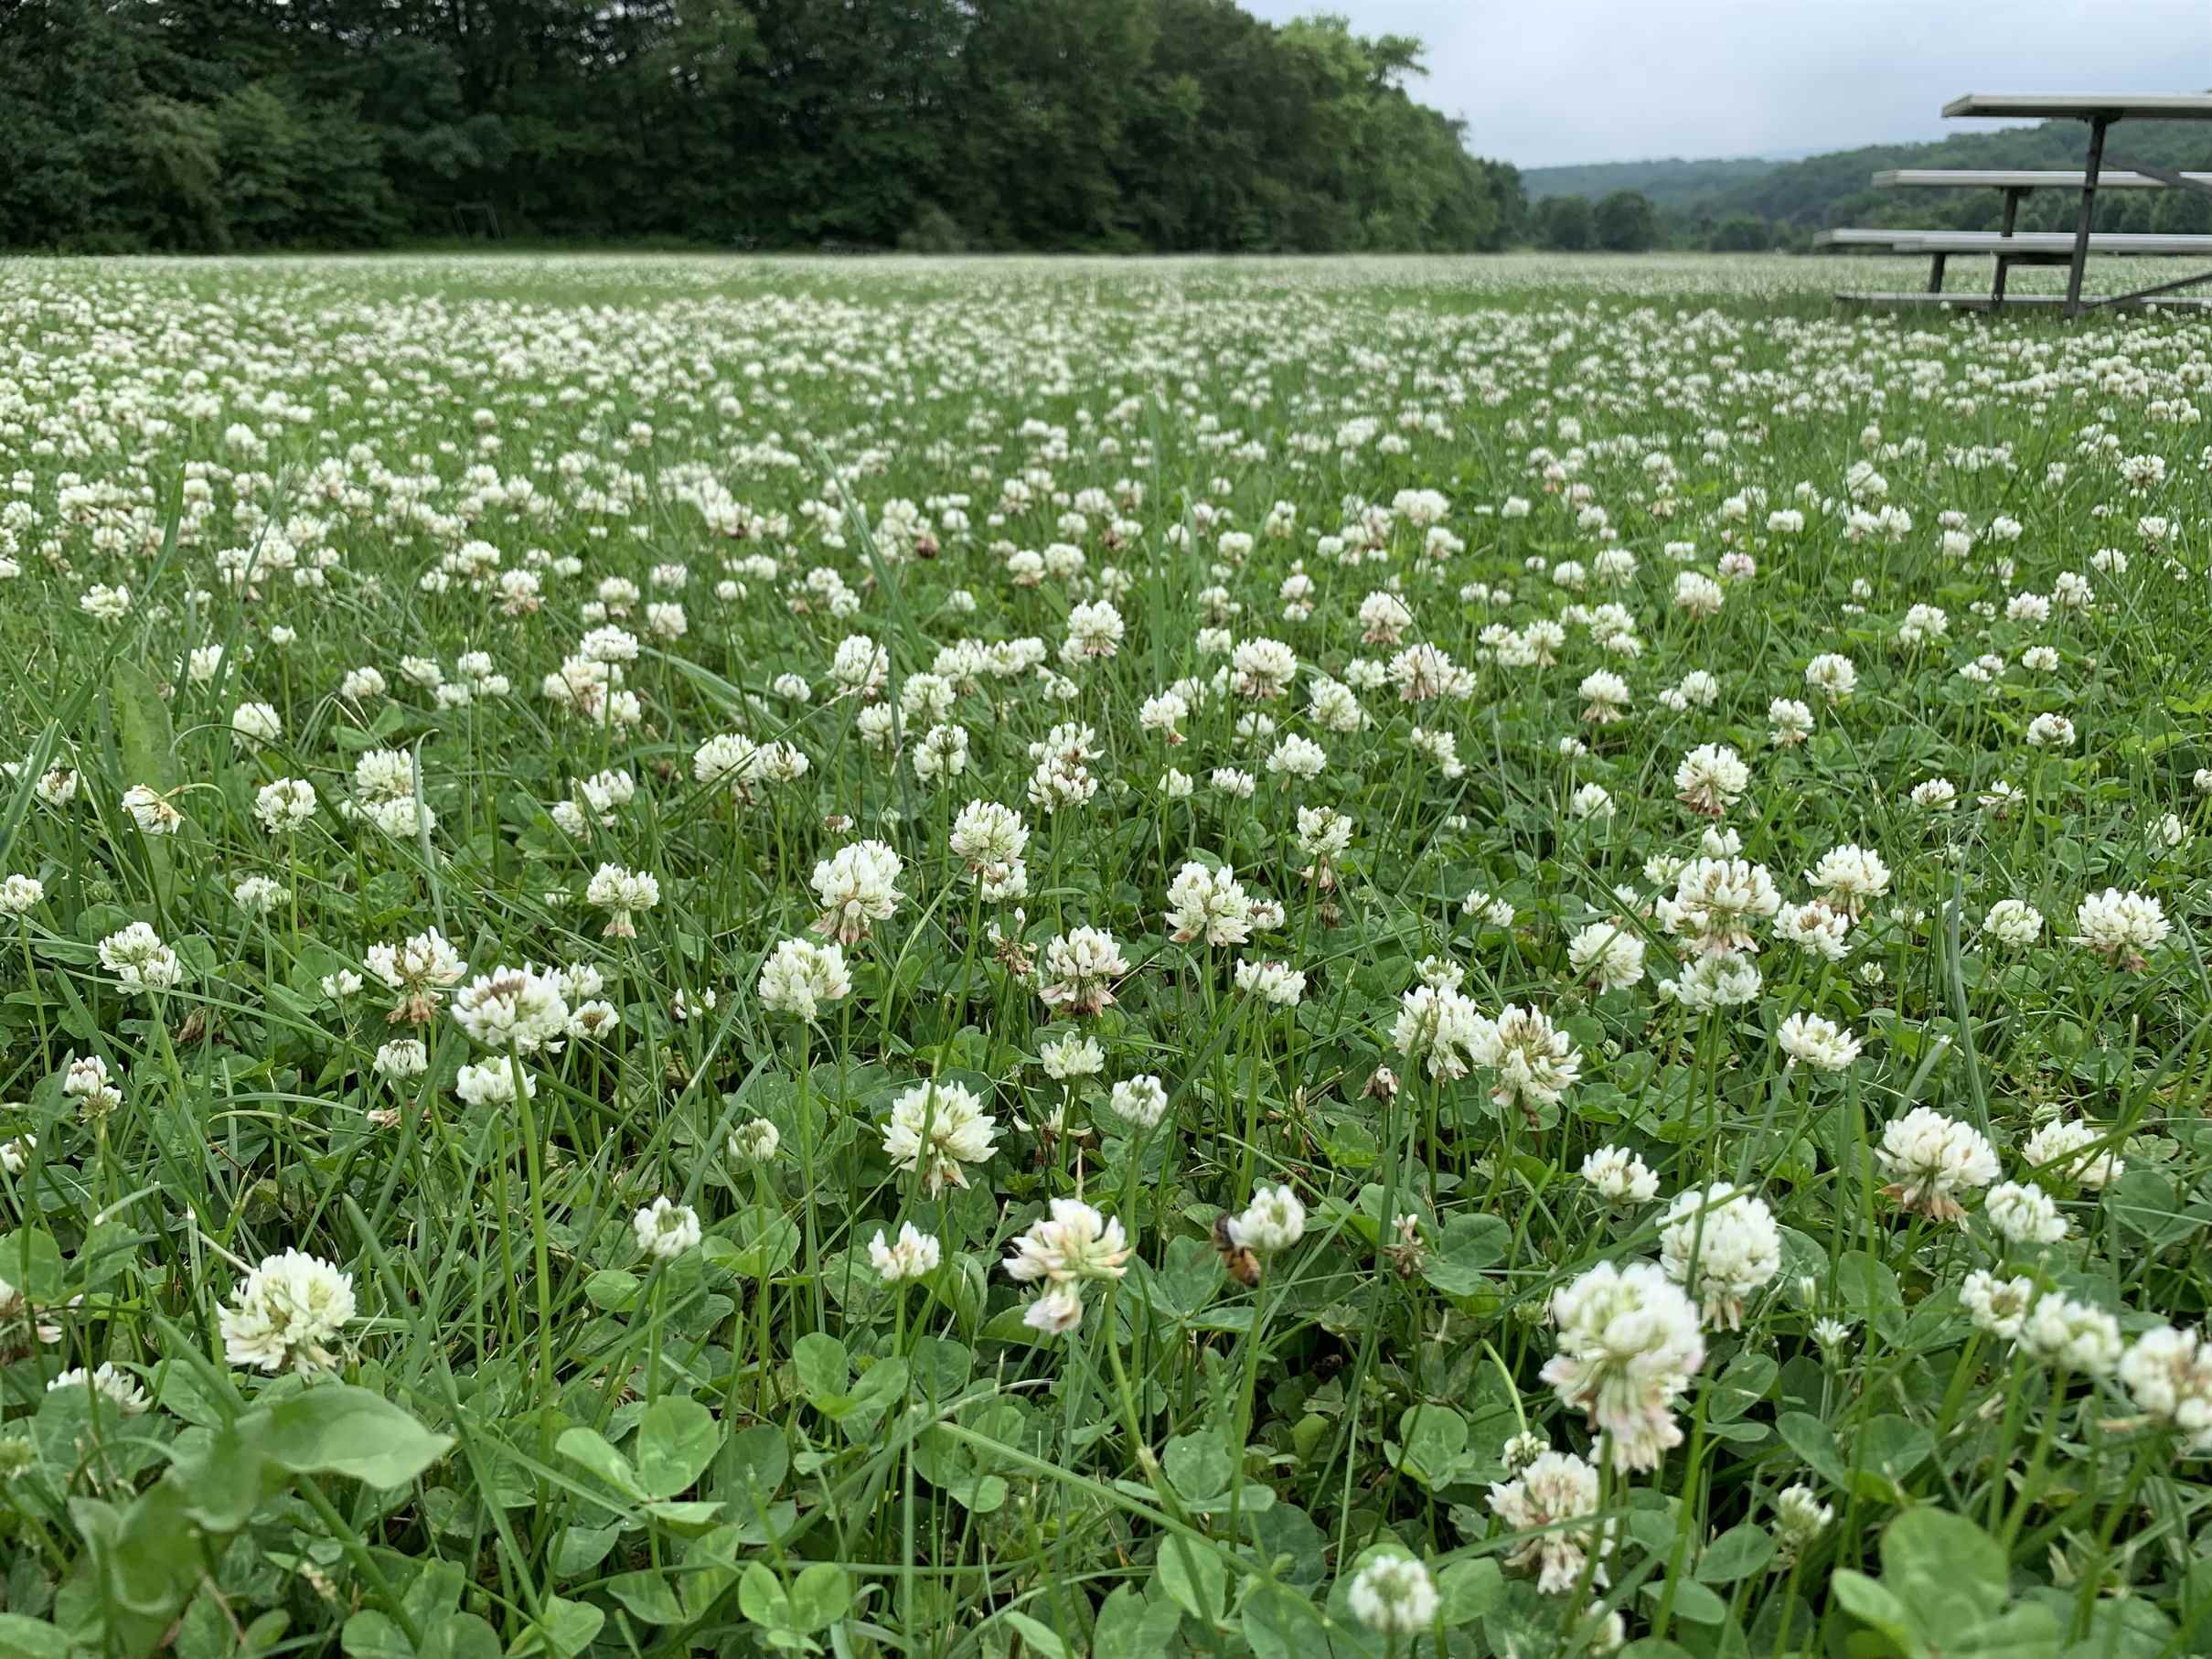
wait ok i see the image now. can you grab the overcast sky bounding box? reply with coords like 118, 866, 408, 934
1240, 1, 2212, 169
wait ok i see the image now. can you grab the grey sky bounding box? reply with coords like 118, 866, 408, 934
1240, 0, 2212, 169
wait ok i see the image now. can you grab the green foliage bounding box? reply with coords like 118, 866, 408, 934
0, 0, 1518, 253
1523, 154, 1783, 209
4, 249, 2212, 1657
1535, 193, 1596, 251
1593, 188, 1660, 252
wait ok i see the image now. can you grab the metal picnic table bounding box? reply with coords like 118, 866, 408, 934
1942, 93, 2212, 316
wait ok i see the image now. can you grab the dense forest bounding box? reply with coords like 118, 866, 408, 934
0, 0, 1527, 254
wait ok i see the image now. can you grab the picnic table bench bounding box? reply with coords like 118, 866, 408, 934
1825, 93, 2212, 316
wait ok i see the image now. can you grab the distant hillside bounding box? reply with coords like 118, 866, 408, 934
1523, 117, 2212, 249
1522, 156, 1780, 209
1710, 118, 2212, 233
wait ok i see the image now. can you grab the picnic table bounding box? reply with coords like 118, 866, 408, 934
1825, 93, 2212, 316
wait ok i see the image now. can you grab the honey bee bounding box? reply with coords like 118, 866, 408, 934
1212, 1214, 1262, 1289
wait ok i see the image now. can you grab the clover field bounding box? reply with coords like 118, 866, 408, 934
3, 252, 2212, 1659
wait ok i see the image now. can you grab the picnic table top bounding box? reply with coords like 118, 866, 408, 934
1874, 168, 2212, 189
1817, 228, 2212, 252
1943, 92, 2212, 121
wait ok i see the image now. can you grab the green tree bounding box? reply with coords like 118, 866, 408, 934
1593, 188, 1658, 251
1710, 213, 1770, 252
0, 0, 1523, 253
1537, 194, 1594, 251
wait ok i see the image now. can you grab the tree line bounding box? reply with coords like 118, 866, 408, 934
1524, 118, 2212, 254
0, 0, 1532, 255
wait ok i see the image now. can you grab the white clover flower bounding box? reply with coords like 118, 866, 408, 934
1567, 920, 1646, 991
1580, 1145, 1659, 1206
233, 875, 288, 915
1805, 845, 1890, 917
2025, 712, 2076, 748
1664, 858, 1780, 955
1674, 743, 1749, 818
121, 784, 183, 836
1658, 952, 1763, 1010
1804, 653, 1856, 701
0, 873, 42, 918
220, 1248, 357, 1375
1771, 1484, 1833, 1564
1472, 1004, 1581, 1118
584, 863, 659, 937
1347, 1553, 1437, 1634
455, 1059, 534, 1106
634, 1197, 701, 1260
230, 701, 282, 745
1462, 889, 1515, 927
756, 937, 851, 1020
254, 777, 318, 834
1673, 571, 1724, 617
1544, 1260, 1705, 1472
1037, 926, 1128, 1016
366, 796, 434, 840
1021, 1283, 1086, 1336
727, 1118, 781, 1164
1003, 1197, 1132, 1286
870, 1223, 942, 1284
1984, 1181, 2068, 1246
2020, 1118, 2123, 1188
1961, 1268, 2039, 1340
1769, 697, 1813, 746
1774, 900, 1852, 962
367, 927, 467, 1021
2019, 1293, 2123, 1375
1876, 1108, 1998, 1223
372, 1040, 429, 1079
451, 965, 570, 1053
97, 922, 184, 995
1981, 899, 2044, 947
1106, 1074, 1169, 1129
1034, 1034, 1102, 1085
1660, 1183, 1781, 1329
1777, 1011, 1861, 1071
48, 1362, 150, 1417
62, 1053, 121, 1116
2070, 888, 2169, 968
1234, 958, 1306, 1005
1391, 983, 1494, 1082
1569, 782, 1614, 819
2119, 1326, 2212, 1451
1489, 1450, 1613, 1594
1230, 637, 1298, 699
811, 840, 903, 944
1166, 859, 1255, 946
1227, 1183, 1306, 1254
882, 1080, 999, 1195
567, 1000, 620, 1040
1578, 669, 1631, 723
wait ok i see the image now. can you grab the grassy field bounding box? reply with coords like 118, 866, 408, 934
2, 252, 2211, 1658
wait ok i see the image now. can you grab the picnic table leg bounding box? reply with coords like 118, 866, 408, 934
1992, 187, 2024, 308
1929, 252, 1948, 294
2065, 116, 2109, 319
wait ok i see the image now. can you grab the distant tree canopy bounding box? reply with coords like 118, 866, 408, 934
1592, 189, 1658, 252
1533, 194, 1595, 252
0, 0, 1526, 254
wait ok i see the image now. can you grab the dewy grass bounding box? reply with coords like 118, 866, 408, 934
0, 251, 2210, 1658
